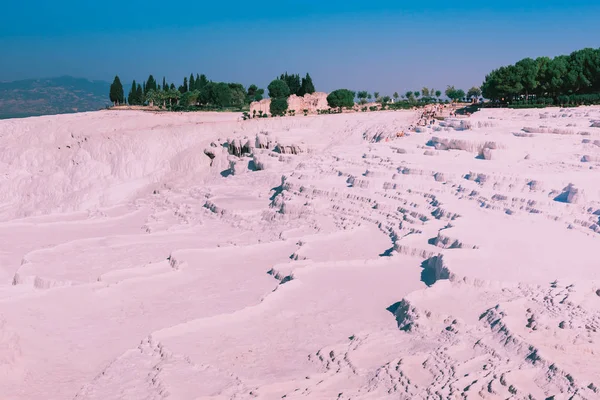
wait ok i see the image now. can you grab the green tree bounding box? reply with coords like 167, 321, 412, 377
445, 86, 456, 101
357, 91, 368, 105
393, 92, 399, 101
189, 74, 195, 92
374, 92, 380, 101
199, 82, 213, 105
435, 90, 442, 98
136, 84, 143, 105
467, 86, 482, 101
109, 75, 124, 105
145, 75, 157, 96
515, 58, 538, 100
128, 79, 138, 105
255, 89, 265, 101
421, 87, 430, 97
290, 74, 301, 95
268, 79, 290, 99
327, 89, 355, 110
299, 73, 315, 96
181, 90, 200, 107
270, 97, 289, 116
162, 77, 167, 92
247, 84, 263, 102
145, 89, 160, 107
545, 55, 569, 98
247, 84, 258, 98
166, 88, 180, 106
229, 83, 246, 108
179, 77, 188, 94
405, 91, 413, 99
196, 74, 209, 91
278, 73, 300, 95
211, 82, 232, 107
414, 91, 421, 99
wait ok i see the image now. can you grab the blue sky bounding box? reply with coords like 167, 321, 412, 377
2, 0, 599, 94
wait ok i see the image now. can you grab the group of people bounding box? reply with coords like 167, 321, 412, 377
393, 103, 467, 139
416, 104, 444, 127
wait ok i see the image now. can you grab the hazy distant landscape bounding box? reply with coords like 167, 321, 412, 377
0, 76, 123, 119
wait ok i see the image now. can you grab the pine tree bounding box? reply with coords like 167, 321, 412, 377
109, 75, 124, 105
170, 83, 176, 91
128, 80, 137, 105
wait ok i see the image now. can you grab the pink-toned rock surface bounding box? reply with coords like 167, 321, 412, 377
250, 92, 329, 116
0, 107, 600, 399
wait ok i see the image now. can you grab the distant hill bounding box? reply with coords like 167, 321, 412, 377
0, 76, 126, 120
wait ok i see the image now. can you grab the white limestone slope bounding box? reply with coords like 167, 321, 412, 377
0, 107, 599, 399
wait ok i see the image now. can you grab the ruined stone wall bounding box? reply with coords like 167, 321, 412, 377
250, 92, 330, 116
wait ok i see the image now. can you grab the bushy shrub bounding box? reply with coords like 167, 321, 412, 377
327, 89, 356, 110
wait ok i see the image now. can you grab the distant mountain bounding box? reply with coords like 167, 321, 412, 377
0, 76, 125, 120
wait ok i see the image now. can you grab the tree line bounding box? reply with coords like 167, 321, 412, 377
109, 73, 265, 110
481, 47, 600, 105
325, 85, 477, 112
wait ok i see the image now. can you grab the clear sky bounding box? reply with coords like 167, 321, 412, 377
2, 0, 599, 94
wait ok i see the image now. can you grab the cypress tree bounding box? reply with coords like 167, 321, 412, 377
195, 74, 201, 90
170, 83, 176, 91
278, 73, 302, 96
162, 77, 167, 92
142, 81, 146, 96
136, 84, 143, 105
146, 75, 157, 94
109, 75, 124, 105
128, 79, 137, 105
300, 73, 315, 95
189, 74, 195, 92
183, 77, 188, 93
